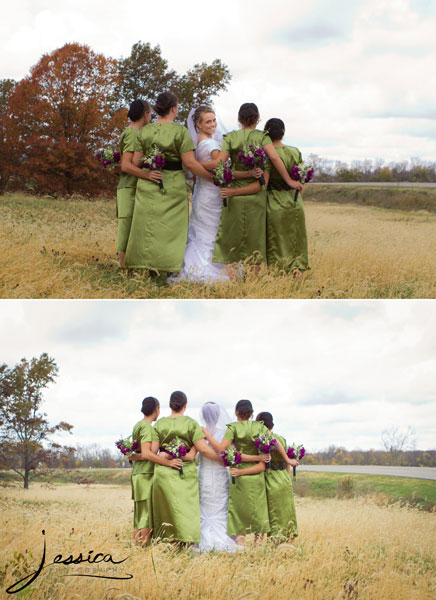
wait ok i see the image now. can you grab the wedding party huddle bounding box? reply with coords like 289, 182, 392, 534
120, 392, 301, 551
106, 91, 313, 283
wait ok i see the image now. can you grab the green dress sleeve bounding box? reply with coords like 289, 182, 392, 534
153, 419, 163, 443
223, 423, 235, 442
221, 133, 231, 154
121, 128, 138, 153
136, 421, 154, 444
190, 419, 205, 444
261, 131, 273, 146
134, 131, 144, 153
177, 126, 195, 155
151, 426, 159, 443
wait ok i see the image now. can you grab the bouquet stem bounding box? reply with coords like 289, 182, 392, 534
231, 475, 236, 485
179, 466, 184, 478
158, 180, 164, 190
259, 173, 265, 186
293, 465, 297, 480
294, 190, 299, 203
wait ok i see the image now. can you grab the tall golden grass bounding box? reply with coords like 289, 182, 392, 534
1, 193, 436, 298
1, 484, 435, 599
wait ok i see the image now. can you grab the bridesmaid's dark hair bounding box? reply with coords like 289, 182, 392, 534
154, 92, 178, 116
128, 99, 151, 122
238, 103, 260, 127
256, 411, 274, 430
170, 390, 187, 412
235, 399, 253, 420
264, 118, 285, 142
141, 396, 159, 416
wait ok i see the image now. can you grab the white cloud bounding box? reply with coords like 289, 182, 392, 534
1, 299, 435, 452
1, 0, 435, 162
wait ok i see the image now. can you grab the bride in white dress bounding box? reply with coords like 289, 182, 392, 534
178, 106, 229, 283
198, 402, 239, 552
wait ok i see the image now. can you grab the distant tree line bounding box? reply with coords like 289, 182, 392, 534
0, 42, 230, 196
308, 154, 436, 183
304, 445, 436, 467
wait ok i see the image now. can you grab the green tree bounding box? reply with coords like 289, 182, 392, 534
0, 354, 73, 488
172, 59, 232, 122
118, 41, 231, 122
0, 79, 16, 194
411, 165, 432, 182
372, 166, 394, 182
118, 42, 177, 107
0, 79, 14, 112
336, 168, 363, 182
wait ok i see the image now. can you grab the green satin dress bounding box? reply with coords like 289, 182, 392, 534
266, 433, 298, 539
264, 145, 309, 271
124, 122, 195, 271
117, 127, 139, 252
213, 129, 272, 265
152, 415, 204, 543
131, 420, 159, 529
223, 420, 270, 535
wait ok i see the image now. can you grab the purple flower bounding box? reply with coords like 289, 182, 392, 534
290, 166, 300, 180
155, 155, 165, 169
287, 447, 296, 459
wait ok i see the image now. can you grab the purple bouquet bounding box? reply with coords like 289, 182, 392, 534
287, 443, 305, 479
221, 446, 242, 484
212, 160, 234, 207
95, 146, 121, 170
237, 143, 268, 186
164, 437, 188, 478
140, 144, 166, 190
290, 162, 314, 202
254, 433, 278, 470
115, 435, 139, 458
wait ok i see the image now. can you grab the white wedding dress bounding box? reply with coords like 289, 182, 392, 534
197, 403, 238, 552
179, 138, 229, 283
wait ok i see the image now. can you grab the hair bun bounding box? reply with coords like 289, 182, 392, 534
264, 118, 285, 141
238, 103, 260, 127
154, 92, 178, 117
128, 99, 151, 122
170, 390, 187, 412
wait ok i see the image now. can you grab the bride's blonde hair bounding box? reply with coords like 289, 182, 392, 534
192, 105, 215, 132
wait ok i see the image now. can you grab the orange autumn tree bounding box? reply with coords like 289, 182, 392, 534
7, 43, 126, 195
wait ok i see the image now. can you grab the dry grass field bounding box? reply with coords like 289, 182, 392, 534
1, 484, 435, 600
1, 191, 436, 299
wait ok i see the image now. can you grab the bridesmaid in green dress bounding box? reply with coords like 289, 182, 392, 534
129, 396, 184, 545
117, 100, 159, 267
124, 92, 214, 274
152, 391, 220, 544
202, 399, 271, 544
256, 411, 298, 541
201, 103, 303, 269
263, 118, 309, 274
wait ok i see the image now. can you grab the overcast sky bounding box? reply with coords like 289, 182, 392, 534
1, 300, 435, 453
1, 0, 435, 163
